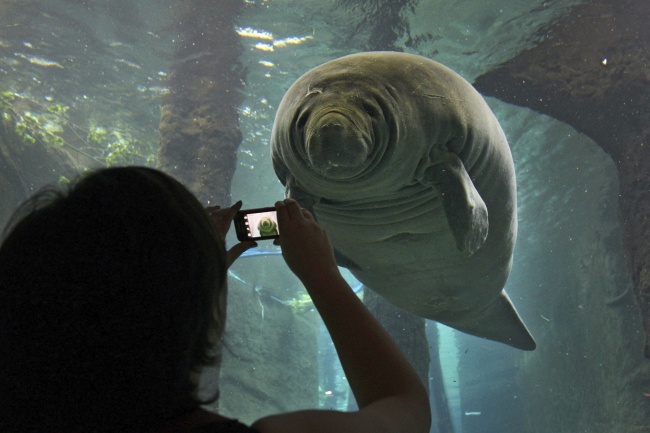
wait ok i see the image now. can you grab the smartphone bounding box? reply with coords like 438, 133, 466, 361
234, 206, 280, 241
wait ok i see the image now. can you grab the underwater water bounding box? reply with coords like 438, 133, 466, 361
1, 1, 649, 432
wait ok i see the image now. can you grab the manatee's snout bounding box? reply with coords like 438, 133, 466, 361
306, 112, 371, 179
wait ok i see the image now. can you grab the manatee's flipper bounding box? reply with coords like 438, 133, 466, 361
437, 291, 536, 351
418, 148, 488, 257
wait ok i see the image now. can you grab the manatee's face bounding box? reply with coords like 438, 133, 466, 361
258, 216, 275, 230
257, 216, 278, 236
304, 104, 374, 179
291, 80, 393, 182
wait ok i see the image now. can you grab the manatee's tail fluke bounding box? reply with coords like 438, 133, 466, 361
438, 291, 537, 351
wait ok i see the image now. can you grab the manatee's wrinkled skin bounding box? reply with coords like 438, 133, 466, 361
271, 52, 535, 350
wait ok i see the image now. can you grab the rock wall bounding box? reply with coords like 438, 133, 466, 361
206, 255, 320, 424
158, 0, 246, 207
456, 103, 650, 433
473, 0, 650, 358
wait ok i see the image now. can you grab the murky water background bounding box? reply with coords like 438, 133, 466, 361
1, 1, 648, 432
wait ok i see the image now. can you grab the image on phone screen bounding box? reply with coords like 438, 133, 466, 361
236, 207, 280, 241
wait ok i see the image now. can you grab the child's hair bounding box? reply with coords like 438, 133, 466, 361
0, 166, 228, 430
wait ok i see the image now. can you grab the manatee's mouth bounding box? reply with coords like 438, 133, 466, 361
305, 110, 373, 180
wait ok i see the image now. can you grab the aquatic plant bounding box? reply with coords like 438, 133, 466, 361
281, 294, 315, 315
86, 126, 109, 147
1, 91, 156, 167
1, 91, 84, 155
0, 91, 15, 112
88, 125, 155, 167
1, 95, 66, 149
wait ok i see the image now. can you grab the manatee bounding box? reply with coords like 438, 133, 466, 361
257, 216, 279, 237
271, 51, 536, 350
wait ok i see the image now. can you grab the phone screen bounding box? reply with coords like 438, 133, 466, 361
235, 207, 280, 241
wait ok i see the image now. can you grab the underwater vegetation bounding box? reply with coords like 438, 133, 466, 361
1, 91, 67, 148
87, 124, 156, 167
0, 90, 157, 168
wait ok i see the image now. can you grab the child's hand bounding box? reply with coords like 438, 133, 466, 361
206, 201, 257, 267
274, 198, 338, 284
